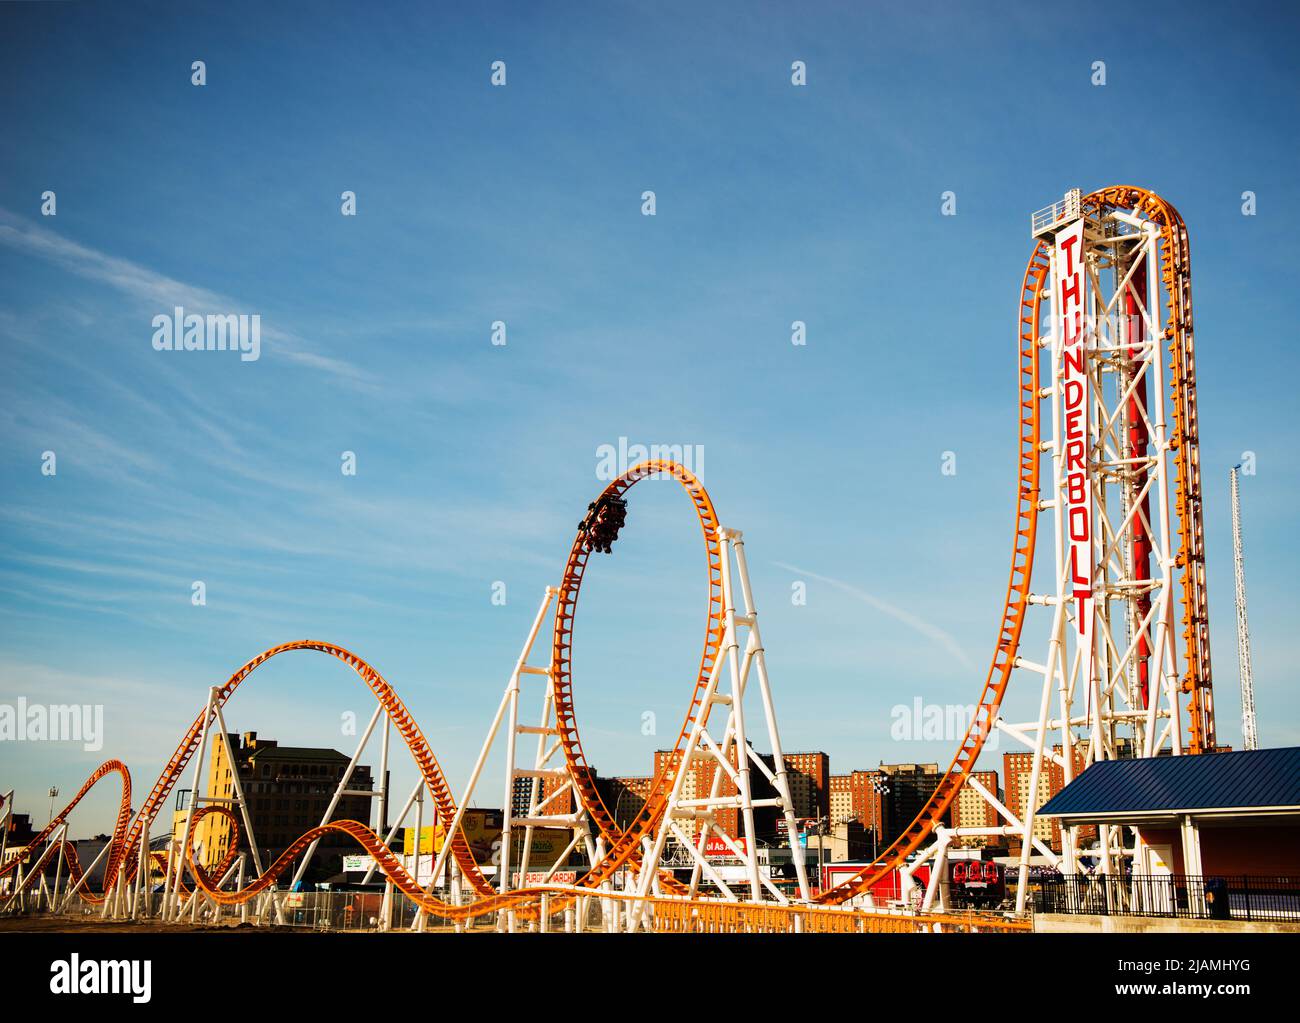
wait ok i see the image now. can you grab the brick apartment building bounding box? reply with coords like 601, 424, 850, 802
597, 775, 653, 829
782, 752, 830, 822
1003, 742, 1092, 853
173, 731, 375, 882
511, 769, 585, 820
878, 763, 946, 846
829, 770, 887, 844
951, 769, 1002, 848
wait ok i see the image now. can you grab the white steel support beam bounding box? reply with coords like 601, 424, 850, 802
167, 687, 218, 920
628, 527, 809, 930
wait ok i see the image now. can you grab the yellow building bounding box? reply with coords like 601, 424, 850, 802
171, 731, 374, 881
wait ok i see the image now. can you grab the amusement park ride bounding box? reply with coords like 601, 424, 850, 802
0, 186, 1219, 932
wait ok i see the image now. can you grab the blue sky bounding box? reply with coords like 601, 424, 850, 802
1, 0, 1298, 835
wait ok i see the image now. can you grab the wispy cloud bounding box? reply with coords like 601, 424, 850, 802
0, 390, 164, 488
0, 208, 377, 390
773, 561, 974, 671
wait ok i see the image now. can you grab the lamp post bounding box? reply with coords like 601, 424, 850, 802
803, 815, 829, 888
870, 775, 890, 860
613, 787, 641, 831
47, 786, 59, 828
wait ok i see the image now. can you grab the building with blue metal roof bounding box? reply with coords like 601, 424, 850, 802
1038, 747, 1300, 879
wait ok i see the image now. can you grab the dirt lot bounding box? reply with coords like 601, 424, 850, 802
0, 915, 270, 934
0, 914, 469, 933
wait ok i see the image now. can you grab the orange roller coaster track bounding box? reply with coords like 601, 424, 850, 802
2, 645, 510, 917
0, 463, 731, 918
0, 760, 131, 906
550, 460, 724, 893
2, 186, 1211, 924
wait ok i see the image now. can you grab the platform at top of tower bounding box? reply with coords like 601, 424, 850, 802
1031, 188, 1083, 239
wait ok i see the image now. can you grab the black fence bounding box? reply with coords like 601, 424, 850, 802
1030, 874, 1300, 923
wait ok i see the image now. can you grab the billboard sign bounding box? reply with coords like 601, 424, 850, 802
1055, 219, 1095, 694
703, 835, 746, 858
512, 870, 578, 887
342, 854, 435, 884
403, 826, 436, 856
508, 827, 577, 869
405, 809, 503, 864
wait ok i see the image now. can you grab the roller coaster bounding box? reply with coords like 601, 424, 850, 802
0, 186, 1214, 932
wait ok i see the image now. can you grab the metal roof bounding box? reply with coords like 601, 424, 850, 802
246, 745, 351, 762
1037, 747, 1300, 819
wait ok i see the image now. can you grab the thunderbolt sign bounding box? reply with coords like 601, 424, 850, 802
1055, 220, 1095, 688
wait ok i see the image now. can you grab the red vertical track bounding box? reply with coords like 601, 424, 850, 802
1091, 187, 1214, 750
1125, 259, 1153, 707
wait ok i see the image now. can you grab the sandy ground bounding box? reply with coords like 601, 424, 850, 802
0, 914, 471, 933
0, 915, 279, 933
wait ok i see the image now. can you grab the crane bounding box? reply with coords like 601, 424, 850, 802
1230, 466, 1258, 750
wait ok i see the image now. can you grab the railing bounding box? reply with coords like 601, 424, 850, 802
1030, 874, 1300, 923
644, 897, 1028, 934
258, 889, 1031, 933
25, 886, 1031, 933
1030, 188, 1082, 238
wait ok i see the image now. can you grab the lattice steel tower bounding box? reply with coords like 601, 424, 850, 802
1230, 466, 1258, 750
